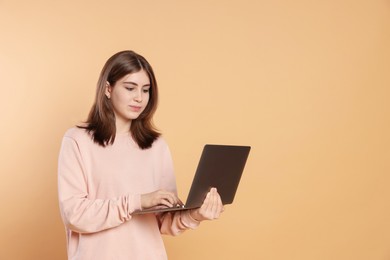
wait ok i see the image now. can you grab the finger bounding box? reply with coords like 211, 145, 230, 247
177, 197, 184, 207
162, 191, 182, 207
211, 189, 219, 218
170, 193, 182, 206
165, 193, 175, 206
172, 194, 182, 206
215, 191, 223, 218
208, 188, 221, 219
202, 190, 212, 212
159, 191, 175, 206
159, 198, 172, 208
155, 204, 169, 209
206, 190, 217, 217
169, 193, 179, 207
156, 193, 172, 207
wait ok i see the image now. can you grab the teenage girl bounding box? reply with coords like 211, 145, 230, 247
58, 50, 224, 260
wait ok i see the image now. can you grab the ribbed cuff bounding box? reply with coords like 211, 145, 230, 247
128, 194, 142, 214
180, 210, 200, 229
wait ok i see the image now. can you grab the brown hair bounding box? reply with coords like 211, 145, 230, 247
79, 50, 160, 149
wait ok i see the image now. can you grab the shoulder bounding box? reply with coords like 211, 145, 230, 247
152, 136, 169, 149
63, 127, 93, 143
150, 136, 171, 154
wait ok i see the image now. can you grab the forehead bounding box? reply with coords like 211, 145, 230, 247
119, 70, 150, 85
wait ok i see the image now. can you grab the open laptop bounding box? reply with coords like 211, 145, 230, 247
133, 144, 251, 215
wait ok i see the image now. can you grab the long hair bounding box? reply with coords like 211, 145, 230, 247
79, 50, 160, 149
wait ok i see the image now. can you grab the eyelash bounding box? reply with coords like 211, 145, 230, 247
125, 87, 150, 93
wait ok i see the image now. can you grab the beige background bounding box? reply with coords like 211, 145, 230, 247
1, 0, 390, 259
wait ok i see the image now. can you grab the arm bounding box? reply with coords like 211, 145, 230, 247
155, 143, 222, 235
57, 136, 142, 234
158, 188, 224, 236
158, 210, 200, 236
149, 142, 199, 235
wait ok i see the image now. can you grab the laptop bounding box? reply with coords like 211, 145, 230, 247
133, 144, 251, 215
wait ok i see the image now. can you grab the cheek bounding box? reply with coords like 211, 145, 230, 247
111, 93, 128, 108
116, 92, 129, 104
142, 96, 151, 113
144, 94, 150, 104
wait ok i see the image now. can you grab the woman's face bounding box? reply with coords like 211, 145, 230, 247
105, 69, 150, 129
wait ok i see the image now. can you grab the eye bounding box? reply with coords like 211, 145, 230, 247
143, 88, 150, 93
125, 87, 134, 91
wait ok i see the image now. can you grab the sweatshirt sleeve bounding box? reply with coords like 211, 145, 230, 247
158, 210, 200, 236
156, 141, 200, 235
57, 135, 142, 234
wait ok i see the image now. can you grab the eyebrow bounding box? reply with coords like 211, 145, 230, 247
123, 81, 150, 87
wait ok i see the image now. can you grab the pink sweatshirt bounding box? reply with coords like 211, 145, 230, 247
58, 127, 200, 260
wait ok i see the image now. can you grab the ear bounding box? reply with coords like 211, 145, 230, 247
105, 81, 111, 99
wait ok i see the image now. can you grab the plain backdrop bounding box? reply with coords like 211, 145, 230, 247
1, 0, 389, 259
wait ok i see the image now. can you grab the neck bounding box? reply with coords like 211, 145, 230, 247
115, 119, 132, 135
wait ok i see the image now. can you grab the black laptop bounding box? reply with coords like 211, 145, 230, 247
133, 144, 251, 215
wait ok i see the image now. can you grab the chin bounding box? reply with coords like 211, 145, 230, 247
128, 114, 141, 120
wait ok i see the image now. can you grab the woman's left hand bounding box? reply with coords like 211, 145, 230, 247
189, 187, 224, 221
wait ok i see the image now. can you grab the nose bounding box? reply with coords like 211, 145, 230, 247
134, 89, 143, 102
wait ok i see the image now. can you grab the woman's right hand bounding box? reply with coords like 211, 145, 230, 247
140, 190, 183, 209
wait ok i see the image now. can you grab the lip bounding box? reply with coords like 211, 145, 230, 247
129, 105, 142, 112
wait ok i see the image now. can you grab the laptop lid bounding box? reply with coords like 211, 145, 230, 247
184, 144, 251, 209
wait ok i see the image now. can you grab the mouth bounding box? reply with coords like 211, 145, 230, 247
129, 105, 142, 112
